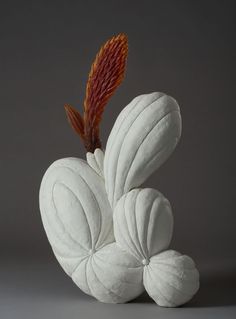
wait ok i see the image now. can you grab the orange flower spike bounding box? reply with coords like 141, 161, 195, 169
83, 33, 128, 152
64, 104, 84, 139
64, 34, 128, 153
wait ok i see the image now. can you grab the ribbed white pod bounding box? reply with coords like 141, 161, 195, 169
39, 158, 114, 277
104, 92, 182, 208
143, 250, 200, 307
39, 157, 144, 303
113, 188, 173, 262
113, 189, 199, 307
72, 243, 144, 303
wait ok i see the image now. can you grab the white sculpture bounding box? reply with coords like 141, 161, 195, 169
39, 34, 199, 306
104, 92, 181, 208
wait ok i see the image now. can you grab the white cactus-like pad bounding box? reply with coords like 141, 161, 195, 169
72, 243, 144, 303
39, 92, 199, 306
104, 92, 182, 208
113, 188, 173, 261
39, 157, 143, 303
143, 250, 200, 307
113, 191, 199, 306
39, 157, 114, 276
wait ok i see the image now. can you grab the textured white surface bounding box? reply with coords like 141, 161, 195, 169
104, 92, 182, 208
72, 243, 144, 303
39, 92, 199, 306
39, 157, 143, 303
113, 189, 199, 306
143, 250, 200, 307
114, 188, 173, 261
39, 158, 113, 277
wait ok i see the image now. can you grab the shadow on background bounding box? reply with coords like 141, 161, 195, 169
133, 271, 236, 308
1, 256, 236, 308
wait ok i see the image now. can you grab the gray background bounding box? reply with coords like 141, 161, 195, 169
0, 0, 236, 318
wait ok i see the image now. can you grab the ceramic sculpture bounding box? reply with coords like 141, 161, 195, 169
39, 34, 199, 306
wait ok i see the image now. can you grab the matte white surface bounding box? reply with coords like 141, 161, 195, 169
39, 158, 113, 278
114, 188, 173, 261
39, 157, 143, 303
72, 243, 144, 303
113, 189, 199, 306
104, 92, 182, 208
143, 250, 200, 307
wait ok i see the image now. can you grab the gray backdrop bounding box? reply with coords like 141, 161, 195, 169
0, 1, 235, 318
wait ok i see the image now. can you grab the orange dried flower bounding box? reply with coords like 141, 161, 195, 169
64, 104, 84, 138
64, 33, 128, 153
